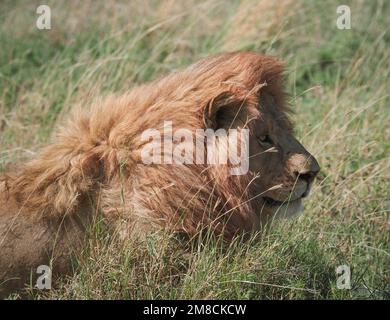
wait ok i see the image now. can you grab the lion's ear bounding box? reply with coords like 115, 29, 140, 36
203, 88, 250, 129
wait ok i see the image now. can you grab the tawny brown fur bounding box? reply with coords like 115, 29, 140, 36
0, 52, 319, 297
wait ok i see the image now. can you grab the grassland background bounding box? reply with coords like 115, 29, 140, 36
0, 0, 389, 299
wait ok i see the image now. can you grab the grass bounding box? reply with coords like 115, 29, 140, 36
1, 0, 389, 299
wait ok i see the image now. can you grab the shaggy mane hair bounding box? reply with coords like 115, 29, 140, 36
2, 52, 289, 240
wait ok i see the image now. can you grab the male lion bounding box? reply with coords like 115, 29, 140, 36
0, 52, 319, 296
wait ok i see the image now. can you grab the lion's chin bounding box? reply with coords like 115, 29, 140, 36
264, 198, 304, 219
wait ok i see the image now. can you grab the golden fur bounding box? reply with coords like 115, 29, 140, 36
4, 52, 289, 234
0, 52, 319, 295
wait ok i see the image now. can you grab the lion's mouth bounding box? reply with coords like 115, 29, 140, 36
262, 184, 312, 207
263, 196, 301, 207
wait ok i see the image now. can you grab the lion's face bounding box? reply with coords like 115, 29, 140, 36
197, 53, 320, 229
215, 90, 320, 222
242, 93, 319, 220
248, 114, 320, 220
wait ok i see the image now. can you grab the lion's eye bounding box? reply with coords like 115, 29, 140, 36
257, 135, 273, 146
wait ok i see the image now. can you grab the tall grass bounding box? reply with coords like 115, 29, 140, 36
1, 0, 389, 299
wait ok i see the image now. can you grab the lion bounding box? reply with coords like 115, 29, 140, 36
0, 52, 319, 297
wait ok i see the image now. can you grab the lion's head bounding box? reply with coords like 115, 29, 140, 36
192, 52, 320, 229
232, 88, 319, 220
96, 52, 320, 239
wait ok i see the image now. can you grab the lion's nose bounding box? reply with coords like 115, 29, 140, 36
291, 154, 320, 184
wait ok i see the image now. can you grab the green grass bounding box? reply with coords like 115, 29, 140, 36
1, 0, 389, 299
